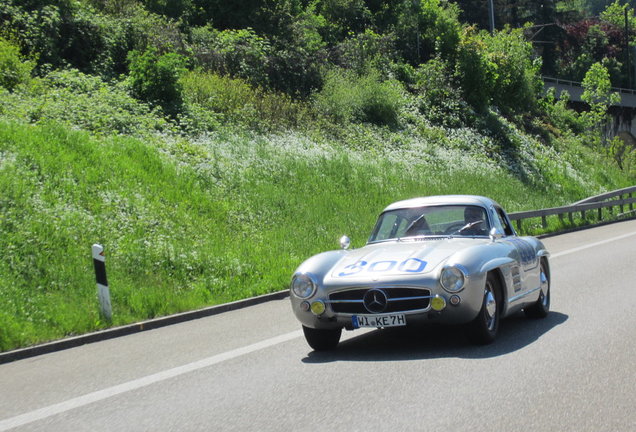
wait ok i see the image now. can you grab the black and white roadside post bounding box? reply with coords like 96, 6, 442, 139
92, 244, 112, 322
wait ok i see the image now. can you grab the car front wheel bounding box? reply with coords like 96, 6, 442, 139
302, 325, 342, 351
466, 272, 501, 345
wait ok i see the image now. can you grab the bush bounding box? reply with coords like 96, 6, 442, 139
329, 29, 397, 75
189, 26, 272, 88
0, 36, 34, 91
539, 88, 586, 135
180, 70, 310, 131
413, 57, 469, 127
455, 27, 542, 115
128, 47, 187, 116
314, 68, 405, 127
455, 28, 497, 113
0, 69, 167, 136
393, 0, 462, 65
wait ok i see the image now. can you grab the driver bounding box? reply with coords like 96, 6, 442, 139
462, 206, 487, 235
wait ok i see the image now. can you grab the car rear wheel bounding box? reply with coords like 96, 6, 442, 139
302, 326, 342, 351
524, 259, 550, 319
466, 272, 501, 345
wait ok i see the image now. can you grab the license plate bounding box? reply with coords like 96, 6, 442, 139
352, 314, 406, 328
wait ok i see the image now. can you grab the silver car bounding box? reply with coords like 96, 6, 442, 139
290, 195, 551, 350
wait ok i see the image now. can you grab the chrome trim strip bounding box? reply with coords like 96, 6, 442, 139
388, 295, 434, 301
326, 295, 434, 304
508, 286, 541, 303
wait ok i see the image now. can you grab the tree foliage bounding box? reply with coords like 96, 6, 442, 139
1, 0, 629, 138
581, 62, 621, 129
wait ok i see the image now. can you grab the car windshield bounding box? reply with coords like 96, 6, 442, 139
368, 205, 490, 242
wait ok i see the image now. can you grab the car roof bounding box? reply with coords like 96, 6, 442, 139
381, 195, 501, 212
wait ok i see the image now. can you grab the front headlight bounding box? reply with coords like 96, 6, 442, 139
291, 273, 317, 299
440, 266, 466, 292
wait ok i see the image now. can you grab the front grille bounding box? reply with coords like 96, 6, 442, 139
328, 287, 431, 314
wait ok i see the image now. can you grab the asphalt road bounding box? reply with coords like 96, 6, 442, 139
1, 220, 636, 432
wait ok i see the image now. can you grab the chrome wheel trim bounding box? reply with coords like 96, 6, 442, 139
484, 281, 497, 331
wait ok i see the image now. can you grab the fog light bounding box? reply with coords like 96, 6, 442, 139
300, 301, 310, 312
449, 295, 461, 306
310, 301, 326, 315
431, 295, 447, 311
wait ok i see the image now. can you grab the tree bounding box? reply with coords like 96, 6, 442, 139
581, 61, 621, 142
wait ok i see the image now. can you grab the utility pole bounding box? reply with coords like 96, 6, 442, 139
488, 0, 495, 34
626, 8, 632, 88
414, 0, 420, 62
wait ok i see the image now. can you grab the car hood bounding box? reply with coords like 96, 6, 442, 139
328, 238, 485, 280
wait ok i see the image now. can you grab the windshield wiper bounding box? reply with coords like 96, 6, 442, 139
449, 219, 485, 236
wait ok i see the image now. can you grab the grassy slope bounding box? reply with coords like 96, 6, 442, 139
0, 113, 633, 350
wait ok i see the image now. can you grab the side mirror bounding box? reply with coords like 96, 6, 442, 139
489, 227, 504, 242
339, 235, 351, 250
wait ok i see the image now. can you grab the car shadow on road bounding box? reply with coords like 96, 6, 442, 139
301, 311, 568, 363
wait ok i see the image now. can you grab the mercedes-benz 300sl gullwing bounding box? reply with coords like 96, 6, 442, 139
290, 195, 551, 350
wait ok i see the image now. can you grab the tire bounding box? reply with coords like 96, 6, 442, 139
302, 325, 342, 351
466, 272, 501, 345
524, 259, 550, 319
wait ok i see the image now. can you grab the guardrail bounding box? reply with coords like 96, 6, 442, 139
508, 186, 636, 232
542, 76, 636, 96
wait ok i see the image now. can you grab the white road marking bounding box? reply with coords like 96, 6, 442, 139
2, 228, 635, 430
0, 330, 302, 431
550, 230, 636, 258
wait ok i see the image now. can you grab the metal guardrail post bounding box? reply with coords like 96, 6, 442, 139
631, 193, 634, 211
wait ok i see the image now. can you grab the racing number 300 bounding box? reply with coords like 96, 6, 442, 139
338, 258, 427, 277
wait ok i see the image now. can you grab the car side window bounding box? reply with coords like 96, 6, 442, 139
496, 208, 514, 236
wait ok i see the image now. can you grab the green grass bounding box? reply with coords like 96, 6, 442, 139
1, 115, 634, 351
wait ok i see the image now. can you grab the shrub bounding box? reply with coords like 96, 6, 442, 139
455, 28, 497, 113
180, 70, 310, 131
314, 68, 405, 127
413, 57, 468, 127
455, 27, 542, 116
0, 68, 167, 136
329, 29, 397, 75
128, 47, 187, 116
315, 0, 372, 43
189, 26, 271, 88
0, 36, 34, 91
393, 0, 462, 65
539, 88, 586, 135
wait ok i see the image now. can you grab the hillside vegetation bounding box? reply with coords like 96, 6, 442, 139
1, 0, 636, 351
